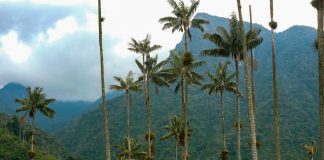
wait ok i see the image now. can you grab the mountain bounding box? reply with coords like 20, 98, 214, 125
0, 82, 123, 133
57, 13, 319, 160
0, 82, 93, 133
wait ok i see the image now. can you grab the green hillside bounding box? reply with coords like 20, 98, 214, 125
0, 113, 81, 160
57, 13, 319, 160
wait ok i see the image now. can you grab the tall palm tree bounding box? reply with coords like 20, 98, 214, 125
136, 54, 169, 159
268, 0, 280, 159
201, 62, 238, 159
128, 35, 162, 159
164, 50, 205, 160
110, 71, 141, 160
311, 1, 324, 159
114, 137, 147, 160
201, 13, 262, 160
159, 0, 209, 52
161, 115, 183, 160
97, 0, 111, 159
235, 0, 258, 159
15, 87, 55, 160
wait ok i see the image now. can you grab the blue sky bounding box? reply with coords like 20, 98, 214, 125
0, 0, 316, 101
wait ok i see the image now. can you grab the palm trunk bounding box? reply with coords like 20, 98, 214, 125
31, 116, 35, 154
175, 137, 178, 160
235, 60, 241, 160
126, 91, 131, 160
97, 0, 111, 159
146, 78, 153, 159
181, 78, 185, 118
236, 0, 258, 159
220, 92, 226, 150
316, 1, 324, 160
249, 5, 257, 117
19, 126, 22, 141
269, 1, 281, 159
184, 30, 188, 53
183, 80, 189, 160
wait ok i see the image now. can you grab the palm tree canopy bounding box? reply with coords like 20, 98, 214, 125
159, 0, 209, 41
110, 71, 142, 93
160, 115, 182, 141
15, 86, 56, 119
164, 50, 205, 93
136, 55, 171, 87
201, 13, 263, 60
201, 62, 239, 95
128, 34, 162, 57
311, 0, 320, 9
114, 137, 147, 160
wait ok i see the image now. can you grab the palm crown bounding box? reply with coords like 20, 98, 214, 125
16, 87, 55, 119
110, 71, 142, 94
164, 50, 205, 93
201, 62, 238, 95
159, 0, 209, 52
201, 13, 263, 61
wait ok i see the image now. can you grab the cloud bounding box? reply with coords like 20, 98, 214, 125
0, 1, 88, 43
0, 31, 32, 63
0, 0, 317, 101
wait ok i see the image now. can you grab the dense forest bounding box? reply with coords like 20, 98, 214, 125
0, 0, 323, 160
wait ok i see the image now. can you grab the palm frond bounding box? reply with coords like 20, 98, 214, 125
191, 18, 209, 32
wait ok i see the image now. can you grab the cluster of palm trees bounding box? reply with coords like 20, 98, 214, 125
106, 0, 265, 160
10, 0, 324, 160
97, 0, 324, 160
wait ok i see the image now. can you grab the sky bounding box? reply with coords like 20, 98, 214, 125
0, 0, 317, 101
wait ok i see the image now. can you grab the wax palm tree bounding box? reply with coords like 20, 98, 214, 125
110, 71, 141, 160
201, 13, 262, 160
114, 137, 147, 160
136, 54, 169, 160
164, 50, 205, 160
235, 0, 258, 159
160, 115, 182, 160
129, 35, 162, 160
311, 1, 324, 159
159, 0, 209, 52
268, 0, 281, 159
15, 87, 55, 160
201, 62, 238, 160
97, 0, 111, 159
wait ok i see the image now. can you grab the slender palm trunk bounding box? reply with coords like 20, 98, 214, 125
175, 138, 178, 160
126, 91, 131, 160
316, 1, 324, 160
97, 0, 111, 159
31, 116, 35, 153
184, 30, 188, 53
220, 92, 226, 150
236, 0, 258, 159
269, 1, 281, 159
181, 78, 185, 118
19, 126, 22, 140
249, 5, 257, 117
146, 78, 153, 159
183, 80, 189, 160
235, 60, 241, 160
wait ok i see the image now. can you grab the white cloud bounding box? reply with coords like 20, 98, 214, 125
0, 31, 32, 64
47, 16, 80, 43
29, 0, 94, 6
